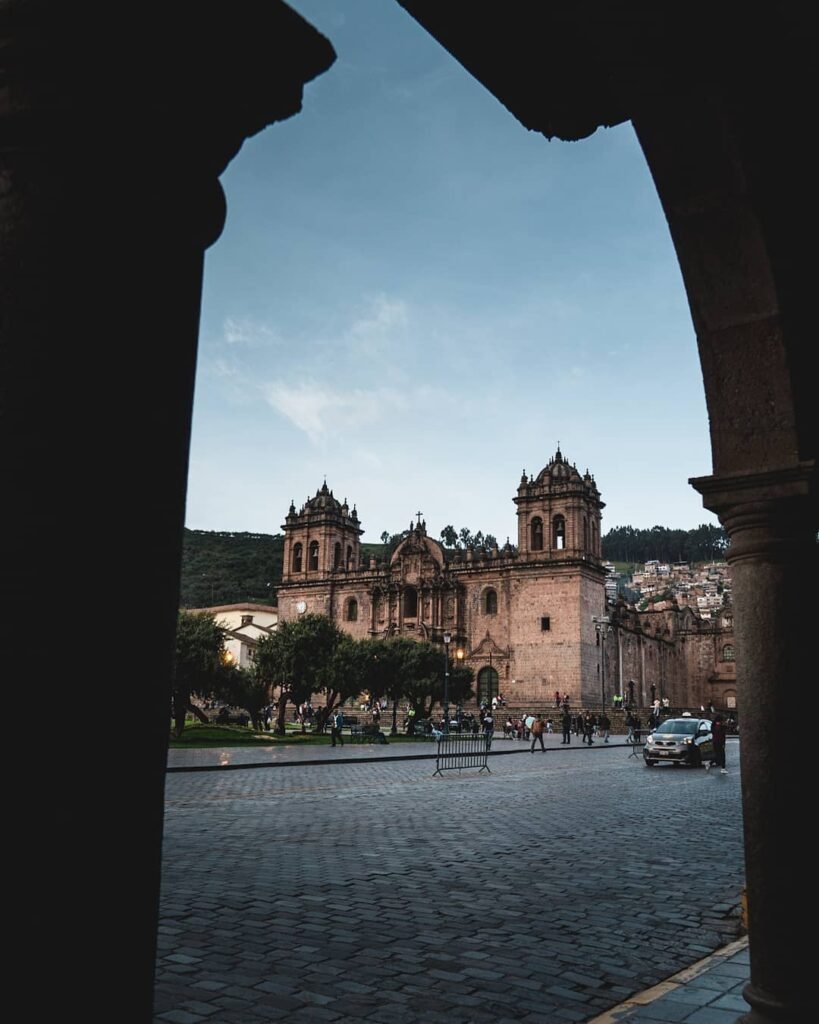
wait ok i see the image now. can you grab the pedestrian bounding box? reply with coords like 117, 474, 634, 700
482, 709, 494, 749
530, 713, 546, 752
330, 706, 344, 747
625, 710, 636, 743
554, 690, 561, 708
707, 713, 728, 773
546, 718, 554, 734
598, 711, 611, 743
582, 711, 595, 744
561, 707, 572, 744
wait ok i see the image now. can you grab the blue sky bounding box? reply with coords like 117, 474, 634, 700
185, 0, 717, 545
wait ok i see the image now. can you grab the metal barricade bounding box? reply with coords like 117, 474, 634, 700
432, 733, 491, 776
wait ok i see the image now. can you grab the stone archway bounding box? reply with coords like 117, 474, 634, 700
5, 6, 814, 1023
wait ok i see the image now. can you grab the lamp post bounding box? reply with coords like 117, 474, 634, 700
593, 616, 612, 707
443, 631, 451, 731
455, 646, 464, 730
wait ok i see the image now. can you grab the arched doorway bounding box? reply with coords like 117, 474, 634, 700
477, 666, 499, 706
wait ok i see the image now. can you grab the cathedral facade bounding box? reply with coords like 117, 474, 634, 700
276, 448, 612, 708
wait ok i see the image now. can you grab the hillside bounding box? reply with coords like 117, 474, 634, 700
179, 530, 388, 608
179, 524, 726, 608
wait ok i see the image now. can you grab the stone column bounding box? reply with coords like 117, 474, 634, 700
692, 465, 816, 1024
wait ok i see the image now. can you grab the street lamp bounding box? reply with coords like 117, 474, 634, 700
443, 631, 451, 731
455, 647, 465, 729
593, 616, 612, 707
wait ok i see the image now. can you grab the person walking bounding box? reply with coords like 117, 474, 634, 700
482, 709, 495, 749
598, 711, 611, 743
561, 707, 572, 744
707, 713, 728, 773
530, 713, 546, 752
330, 706, 345, 748
582, 711, 595, 744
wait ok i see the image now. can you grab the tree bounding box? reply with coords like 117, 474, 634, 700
214, 664, 272, 731
254, 613, 346, 734
359, 636, 417, 735
392, 640, 455, 721
178, 529, 283, 607
172, 610, 229, 737
312, 635, 370, 734
439, 524, 459, 548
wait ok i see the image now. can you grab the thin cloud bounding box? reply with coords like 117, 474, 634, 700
223, 317, 281, 348
261, 381, 406, 444
345, 294, 409, 360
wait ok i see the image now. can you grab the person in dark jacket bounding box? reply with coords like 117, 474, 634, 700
708, 714, 728, 773
562, 708, 572, 743
530, 714, 546, 752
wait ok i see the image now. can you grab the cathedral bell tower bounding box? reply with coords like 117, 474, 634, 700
281, 482, 363, 583
514, 447, 604, 562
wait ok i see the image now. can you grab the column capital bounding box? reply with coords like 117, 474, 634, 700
690, 462, 817, 564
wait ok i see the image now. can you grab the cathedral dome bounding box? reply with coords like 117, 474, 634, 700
304, 481, 342, 514
534, 446, 584, 485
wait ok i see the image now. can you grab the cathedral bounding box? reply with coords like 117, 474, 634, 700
276, 447, 612, 708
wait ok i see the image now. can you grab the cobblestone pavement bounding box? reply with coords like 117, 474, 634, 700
155, 739, 745, 1023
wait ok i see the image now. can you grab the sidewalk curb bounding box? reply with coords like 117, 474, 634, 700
585, 937, 750, 1023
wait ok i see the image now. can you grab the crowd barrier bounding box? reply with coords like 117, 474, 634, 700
432, 733, 491, 776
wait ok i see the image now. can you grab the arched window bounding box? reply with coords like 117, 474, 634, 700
722, 644, 735, 662
292, 542, 302, 573
484, 588, 498, 614
333, 542, 342, 569
346, 598, 358, 622
531, 517, 543, 550
346, 545, 353, 569
553, 515, 566, 550
403, 586, 418, 618
308, 540, 319, 571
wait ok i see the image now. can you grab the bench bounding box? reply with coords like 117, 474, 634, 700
348, 723, 388, 745
405, 719, 436, 740
210, 712, 250, 726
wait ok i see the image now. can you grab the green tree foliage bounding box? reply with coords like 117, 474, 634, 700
313, 635, 371, 735
178, 529, 283, 608
601, 523, 728, 564
439, 524, 459, 548
254, 613, 347, 735
358, 637, 419, 735
172, 610, 229, 737
439, 526, 499, 551
396, 640, 475, 721
214, 664, 272, 732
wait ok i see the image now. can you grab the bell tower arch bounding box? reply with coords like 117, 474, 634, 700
282, 482, 362, 582
514, 447, 604, 562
